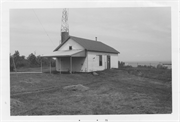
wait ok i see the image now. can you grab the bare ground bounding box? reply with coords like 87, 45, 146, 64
10, 69, 172, 115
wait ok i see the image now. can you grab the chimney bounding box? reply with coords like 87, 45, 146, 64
61, 32, 69, 44
95, 37, 97, 41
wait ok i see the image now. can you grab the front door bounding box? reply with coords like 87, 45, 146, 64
107, 55, 111, 69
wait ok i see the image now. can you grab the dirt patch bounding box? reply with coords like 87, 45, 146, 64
63, 84, 89, 92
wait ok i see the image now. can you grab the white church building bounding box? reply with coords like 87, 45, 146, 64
42, 32, 120, 73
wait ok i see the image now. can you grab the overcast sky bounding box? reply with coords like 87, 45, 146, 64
10, 7, 171, 62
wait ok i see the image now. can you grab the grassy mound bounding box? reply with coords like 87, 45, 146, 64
63, 84, 89, 91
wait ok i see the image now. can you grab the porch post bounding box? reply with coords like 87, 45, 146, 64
70, 56, 72, 74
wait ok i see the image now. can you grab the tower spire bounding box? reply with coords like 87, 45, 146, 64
60, 8, 69, 44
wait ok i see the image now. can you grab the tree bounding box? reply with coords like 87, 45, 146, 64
10, 54, 14, 71
9, 50, 56, 70
13, 51, 29, 67
27, 53, 38, 67
36, 55, 42, 66
13, 51, 20, 67
118, 61, 125, 68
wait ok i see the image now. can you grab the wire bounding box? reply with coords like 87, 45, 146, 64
33, 10, 55, 48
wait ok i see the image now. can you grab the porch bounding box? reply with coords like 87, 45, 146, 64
41, 49, 86, 74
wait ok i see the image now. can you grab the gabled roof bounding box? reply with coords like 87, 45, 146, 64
54, 36, 119, 54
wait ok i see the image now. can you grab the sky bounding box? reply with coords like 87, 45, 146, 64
10, 7, 171, 62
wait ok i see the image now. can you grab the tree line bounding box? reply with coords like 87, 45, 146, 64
118, 61, 168, 69
10, 50, 55, 71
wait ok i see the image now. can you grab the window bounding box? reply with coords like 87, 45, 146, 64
69, 46, 72, 50
99, 55, 102, 66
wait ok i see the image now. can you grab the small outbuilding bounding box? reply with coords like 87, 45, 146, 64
42, 33, 119, 73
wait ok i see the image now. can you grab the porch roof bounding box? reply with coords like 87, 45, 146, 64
41, 49, 85, 57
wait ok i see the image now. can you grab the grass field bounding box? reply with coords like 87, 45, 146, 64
10, 68, 172, 115
120, 67, 171, 81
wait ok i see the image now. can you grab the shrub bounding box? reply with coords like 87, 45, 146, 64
118, 61, 125, 68
137, 65, 155, 69
118, 61, 132, 68
157, 64, 167, 69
